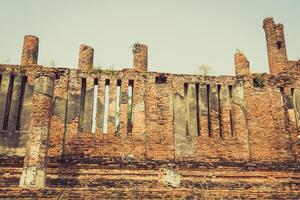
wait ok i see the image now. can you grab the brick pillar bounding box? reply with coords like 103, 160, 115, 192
133, 43, 148, 72
78, 44, 94, 70
234, 52, 250, 76
19, 72, 55, 188
263, 17, 288, 75
21, 35, 39, 65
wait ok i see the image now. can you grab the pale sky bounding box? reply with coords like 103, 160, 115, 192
0, 0, 299, 75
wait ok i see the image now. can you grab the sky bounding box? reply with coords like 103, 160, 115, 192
0, 0, 299, 75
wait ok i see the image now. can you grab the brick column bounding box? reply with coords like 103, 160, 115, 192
19, 71, 55, 188
21, 35, 39, 65
133, 43, 148, 72
234, 52, 250, 76
263, 17, 288, 75
78, 44, 94, 70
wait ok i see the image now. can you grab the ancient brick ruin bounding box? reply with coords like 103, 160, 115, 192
0, 17, 300, 199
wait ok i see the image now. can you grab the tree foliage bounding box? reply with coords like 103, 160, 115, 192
197, 64, 211, 76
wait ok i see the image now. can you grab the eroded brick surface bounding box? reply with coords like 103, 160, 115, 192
0, 17, 300, 198
21, 35, 39, 66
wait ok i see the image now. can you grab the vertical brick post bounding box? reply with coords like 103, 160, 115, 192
78, 44, 94, 70
19, 71, 55, 188
21, 35, 39, 65
133, 43, 148, 72
234, 52, 250, 76
263, 17, 288, 75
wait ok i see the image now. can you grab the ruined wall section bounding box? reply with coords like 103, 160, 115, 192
47, 68, 70, 158
288, 73, 300, 162
263, 17, 289, 75
235, 52, 250, 76
1, 64, 300, 163
293, 86, 300, 161
172, 75, 250, 162
47, 69, 147, 160
47, 69, 253, 162
144, 73, 175, 160
244, 72, 300, 162
288, 60, 300, 76
19, 71, 55, 188
0, 65, 41, 156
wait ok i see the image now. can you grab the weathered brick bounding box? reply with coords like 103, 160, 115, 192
0, 17, 299, 198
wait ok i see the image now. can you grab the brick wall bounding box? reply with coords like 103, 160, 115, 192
0, 16, 299, 198
1, 64, 300, 164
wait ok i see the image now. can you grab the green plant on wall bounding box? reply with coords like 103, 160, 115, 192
102, 66, 117, 76
235, 48, 244, 53
93, 61, 103, 71
197, 64, 211, 76
132, 42, 141, 54
141, 71, 149, 78
253, 74, 264, 88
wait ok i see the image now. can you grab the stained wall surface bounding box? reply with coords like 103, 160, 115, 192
1, 64, 300, 163
0, 17, 300, 198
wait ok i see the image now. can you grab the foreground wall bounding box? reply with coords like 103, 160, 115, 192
0, 17, 299, 198
1, 64, 300, 164
1, 156, 299, 199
